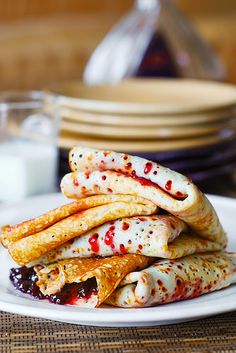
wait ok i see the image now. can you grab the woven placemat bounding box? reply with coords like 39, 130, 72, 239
0, 311, 235, 353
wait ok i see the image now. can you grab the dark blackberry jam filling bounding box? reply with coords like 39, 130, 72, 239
9, 266, 98, 305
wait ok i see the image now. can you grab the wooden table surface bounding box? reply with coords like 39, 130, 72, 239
0, 311, 236, 353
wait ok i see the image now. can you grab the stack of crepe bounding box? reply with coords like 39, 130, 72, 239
2, 146, 236, 308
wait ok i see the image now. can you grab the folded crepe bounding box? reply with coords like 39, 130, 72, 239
58, 146, 226, 257
106, 252, 236, 308
62, 146, 225, 246
3, 195, 157, 265
14, 254, 153, 308
32, 215, 220, 266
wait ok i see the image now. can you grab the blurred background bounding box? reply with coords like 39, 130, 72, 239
0, 0, 235, 89
0, 0, 236, 202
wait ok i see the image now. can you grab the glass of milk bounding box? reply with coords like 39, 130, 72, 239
0, 91, 60, 202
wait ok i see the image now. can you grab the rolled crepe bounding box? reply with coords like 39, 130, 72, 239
33, 254, 153, 307
32, 215, 221, 266
106, 252, 236, 308
7, 196, 157, 265
62, 146, 226, 247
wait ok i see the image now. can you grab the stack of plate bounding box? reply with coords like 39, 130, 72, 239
49, 79, 236, 184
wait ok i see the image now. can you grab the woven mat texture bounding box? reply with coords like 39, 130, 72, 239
0, 311, 236, 353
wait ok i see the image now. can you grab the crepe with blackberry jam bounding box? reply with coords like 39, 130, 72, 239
10, 254, 153, 307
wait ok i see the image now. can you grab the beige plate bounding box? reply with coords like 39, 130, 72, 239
61, 119, 235, 140
61, 106, 236, 126
59, 129, 235, 152
50, 79, 236, 115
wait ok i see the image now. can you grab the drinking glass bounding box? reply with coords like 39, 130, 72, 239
0, 91, 60, 202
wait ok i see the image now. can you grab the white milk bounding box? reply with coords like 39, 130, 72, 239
0, 140, 57, 202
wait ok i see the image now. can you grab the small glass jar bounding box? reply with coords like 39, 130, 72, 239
0, 91, 60, 202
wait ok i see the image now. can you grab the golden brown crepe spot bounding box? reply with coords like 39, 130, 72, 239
134, 295, 146, 306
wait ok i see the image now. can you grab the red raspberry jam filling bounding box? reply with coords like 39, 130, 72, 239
9, 266, 98, 305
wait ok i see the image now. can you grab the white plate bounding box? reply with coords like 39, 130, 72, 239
0, 193, 236, 327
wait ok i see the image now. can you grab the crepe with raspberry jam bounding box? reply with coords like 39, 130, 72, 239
62, 146, 226, 247
32, 215, 220, 266
3, 195, 157, 265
